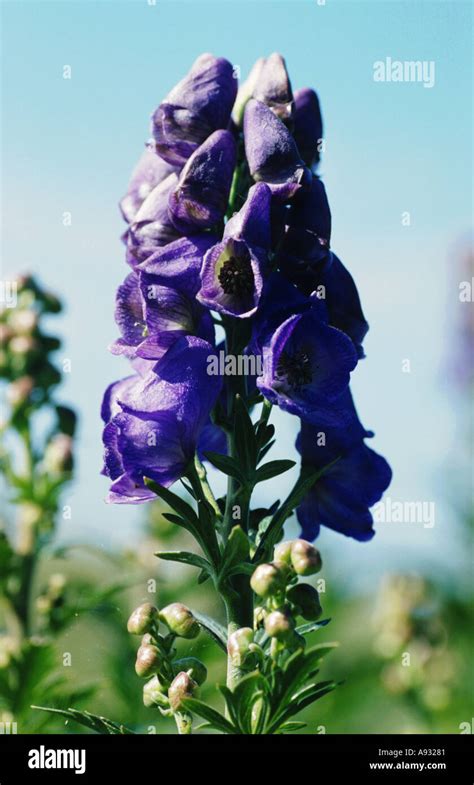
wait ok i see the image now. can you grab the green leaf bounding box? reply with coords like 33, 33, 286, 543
232, 672, 270, 734
219, 525, 250, 580
254, 459, 296, 484
191, 610, 227, 651
155, 550, 213, 577
31, 706, 135, 734
277, 721, 307, 733
181, 697, 237, 734
202, 452, 246, 484
297, 618, 331, 636
144, 478, 199, 529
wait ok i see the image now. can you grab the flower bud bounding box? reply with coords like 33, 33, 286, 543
9, 335, 36, 355
250, 563, 285, 598
173, 657, 207, 686
127, 602, 159, 635
159, 603, 199, 639
44, 434, 73, 474
6, 376, 34, 407
287, 583, 322, 621
253, 605, 266, 629
227, 627, 253, 667
264, 610, 295, 641
168, 671, 198, 712
9, 309, 37, 334
143, 675, 168, 708
290, 540, 322, 576
273, 540, 293, 567
135, 643, 161, 678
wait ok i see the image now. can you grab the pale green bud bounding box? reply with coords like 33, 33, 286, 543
168, 672, 198, 712
127, 603, 158, 635
250, 562, 285, 598
264, 610, 295, 641
135, 643, 161, 678
290, 540, 322, 576
159, 603, 199, 639
143, 675, 168, 708
273, 540, 294, 566
227, 627, 253, 666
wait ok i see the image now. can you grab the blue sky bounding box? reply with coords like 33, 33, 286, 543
1, 0, 472, 584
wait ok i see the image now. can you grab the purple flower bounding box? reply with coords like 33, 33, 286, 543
253, 53, 294, 123
127, 173, 180, 265
257, 306, 358, 426
296, 405, 392, 541
168, 130, 236, 233
293, 88, 323, 167
101, 336, 222, 503
278, 176, 332, 288
249, 272, 311, 354
152, 54, 237, 167
318, 253, 369, 359
109, 272, 146, 359
244, 99, 310, 200
197, 183, 271, 318
120, 147, 177, 224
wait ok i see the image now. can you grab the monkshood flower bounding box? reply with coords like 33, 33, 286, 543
253, 52, 294, 123
317, 253, 369, 359
168, 130, 236, 233
111, 236, 216, 361
127, 173, 180, 265
295, 402, 392, 541
231, 57, 265, 127
278, 176, 332, 289
244, 99, 311, 200
120, 147, 177, 224
293, 88, 323, 167
197, 183, 271, 318
152, 53, 237, 166
257, 303, 358, 427
101, 336, 221, 503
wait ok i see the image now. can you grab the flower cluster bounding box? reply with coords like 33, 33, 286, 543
126, 601, 206, 732
102, 52, 391, 541
228, 538, 324, 665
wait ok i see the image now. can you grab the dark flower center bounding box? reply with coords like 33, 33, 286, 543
277, 349, 313, 389
218, 253, 254, 296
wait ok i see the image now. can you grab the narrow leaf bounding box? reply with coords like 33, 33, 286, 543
192, 610, 227, 651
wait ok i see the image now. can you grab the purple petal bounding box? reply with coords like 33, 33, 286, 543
127, 173, 180, 264
253, 53, 294, 123
198, 238, 265, 318
139, 235, 217, 297
168, 130, 236, 233
293, 88, 323, 167
225, 182, 272, 250
119, 147, 177, 224
152, 54, 238, 166
244, 99, 310, 200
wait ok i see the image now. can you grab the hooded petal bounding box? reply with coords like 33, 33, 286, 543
244, 99, 310, 200
168, 130, 236, 233
232, 57, 266, 127
224, 182, 272, 250
316, 253, 369, 359
152, 54, 237, 166
127, 173, 180, 264
253, 52, 294, 123
293, 88, 323, 167
119, 147, 177, 224
109, 273, 146, 358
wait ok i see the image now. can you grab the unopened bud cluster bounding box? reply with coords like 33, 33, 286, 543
250, 539, 323, 655
127, 601, 205, 719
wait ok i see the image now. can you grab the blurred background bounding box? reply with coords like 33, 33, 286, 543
1, 0, 472, 733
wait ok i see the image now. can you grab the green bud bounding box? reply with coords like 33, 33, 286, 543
264, 610, 295, 641
135, 643, 161, 678
173, 657, 207, 686
6, 376, 34, 408
143, 675, 168, 708
44, 434, 73, 474
287, 583, 322, 621
127, 603, 158, 635
253, 605, 266, 629
273, 540, 294, 566
227, 627, 253, 666
250, 563, 285, 598
290, 540, 322, 576
159, 603, 199, 639
168, 671, 198, 712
